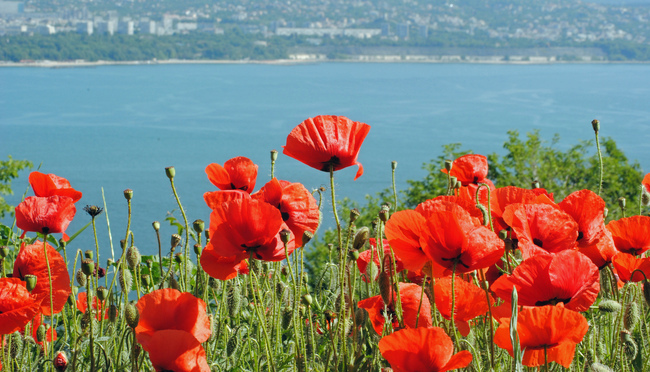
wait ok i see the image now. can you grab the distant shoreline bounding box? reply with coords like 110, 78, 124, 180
1, 57, 644, 68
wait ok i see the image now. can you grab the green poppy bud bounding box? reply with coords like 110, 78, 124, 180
192, 219, 205, 234
0, 245, 8, 258
444, 159, 453, 171
81, 259, 95, 277
165, 166, 175, 179
378, 271, 392, 306
270, 149, 278, 162
152, 221, 160, 231
301, 293, 313, 307
120, 268, 133, 293
76, 269, 87, 287
193, 244, 202, 255
109, 304, 118, 323
126, 246, 141, 269
598, 300, 622, 313
123, 188, 133, 201
36, 324, 46, 343
125, 303, 139, 328
24, 274, 37, 292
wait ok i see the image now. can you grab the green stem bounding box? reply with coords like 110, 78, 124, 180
595, 130, 604, 196
248, 254, 276, 372
391, 161, 398, 211
87, 276, 95, 372
169, 177, 190, 291
415, 275, 427, 328
330, 166, 342, 247
450, 262, 459, 344
91, 217, 100, 287
42, 234, 55, 364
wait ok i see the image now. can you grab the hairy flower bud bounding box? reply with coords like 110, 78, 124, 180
126, 246, 141, 270
226, 333, 239, 357
378, 271, 392, 306
227, 282, 242, 318
598, 300, 622, 313
36, 324, 46, 343
125, 303, 139, 328
301, 293, 313, 307
353, 227, 370, 250
120, 268, 133, 293
109, 304, 118, 323
76, 268, 87, 287
643, 280, 650, 307
53, 350, 69, 372
624, 302, 639, 331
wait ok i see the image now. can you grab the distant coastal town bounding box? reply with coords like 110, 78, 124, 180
2, 0, 650, 62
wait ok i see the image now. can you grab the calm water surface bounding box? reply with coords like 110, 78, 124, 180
1, 63, 649, 258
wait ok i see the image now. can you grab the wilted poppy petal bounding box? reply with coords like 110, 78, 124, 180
13, 241, 71, 315
283, 115, 370, 180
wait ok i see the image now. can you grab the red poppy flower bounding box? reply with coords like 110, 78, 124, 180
203, 189, 250, 210
611, 252, 650, 283
200, 248, 248, 281
135, 288, 211, 348
356, 238, 405, 282
606, 216, 650, 256
145, 330, 210, 372
385, 210, 430, 273
421, 203, 504, 274
206, 197, 294, 261
503, 203, 578, 259
15, 195, 76, 234
252, 178, 319, 247
442, 154, 490, 187
357, 282, 431, 335
434, 276, 489, 337
283, 115, 371, 180
0, 278, 41, 335
29, 171, 83, 203
379, 327, 472, 372
491, 250, 599, 312
490, 186, 549, 232
494, 305, 589, 368
415, 196, 483, 224
76, 292, 109, 320
643, 173, 650, 193
13, 241, 71, 316
205, 156, 258, 193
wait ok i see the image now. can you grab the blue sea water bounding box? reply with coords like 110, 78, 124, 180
1, 62, 649, 259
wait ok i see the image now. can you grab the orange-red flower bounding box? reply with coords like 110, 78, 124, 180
76, 292, 108, 321
612, 252, 650, 283
356, 238, 405, 282
29, 171, 82, 202
357, 282, 431, 335
205, 197, 294, 262
606, 215, 650, 256
503, 203, 578, 259
0, 278, 41, 335
421, 203, 504, 274
252, 178, 319, 247
200, 248, 248, 281
559, 189, 616, 268
490, 250, 599, 312
434, 277, 489, 336
283, 115, 371, 180
15, 195, 76, 234
205, 156, 258, 193
13, 241, 71, 316
135, 288, 211, 348
442, 154, 491, 187
490, 186, 549, 232
643, 173, 650, 193
385, 209, 430, 273
145, 330, 210, 372
379, 327, 472, 372
494, 305, 589, 368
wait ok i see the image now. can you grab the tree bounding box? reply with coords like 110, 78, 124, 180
0, 156, 33, 219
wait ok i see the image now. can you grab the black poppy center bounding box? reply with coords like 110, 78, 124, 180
441, 253, 471, 269
577, 232, 584, 241
321, 156, 341, 172
472, 176, 479, 184
533, 238, 544, 248
535, 297, 571, 307
231, 183, 248, 191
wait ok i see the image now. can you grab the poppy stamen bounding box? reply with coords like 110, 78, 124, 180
534, 297, 571, 307
321, 156, 341, 171
532, 238, 543, 248
577, 232, 584, 241
441, 254, 471, 269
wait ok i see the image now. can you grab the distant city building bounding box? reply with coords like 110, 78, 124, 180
96, 20, 117, 35
176, 22, 197, 32
35, 24, 55, 35
419, 24, 428, 38
118, 20, 134, 35
139, 20, 156, 34
397, 23, 409, 39
275, 27, 381, 38
76, 21, 93, 35
0, 1, 23, 14
381, 23, 390, 36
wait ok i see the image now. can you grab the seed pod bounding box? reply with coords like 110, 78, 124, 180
642, 190, 650, 207
226, 333, 238, 357
270, 149, 278, 161
444, 159, 452, 171
350, 208, 361, 223
81, 259, 95, 277
618, 197, 626, 210
0, 245, 9, 258
591, 119, 600, 133
598, 300, 622, 313
352, 227, 370, 250
125, 303, 139, 328
141, 274, 151, 288
378, 271, 393, 306
165, 166, 175, 179
302, 231, 314, 246
171, 234, 181, 249
590, 363, 614, 372
623, 302, 639, 331
76, 269, 87, 287
24, 274, 37, 292
282, 308, 293, 329
193, 244, 202, 256
622, 333, 638, 360
192, 219, 205, 234
152, 221, 160, 231
97, 286, 108, 301
126, 246, 141, 270
301, 294, 313, 307
120, 268, 133, 293
84, 250, 94, 259
123, 188, 133, 200
228, 282, 242, 318
67, 293, 76, 307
